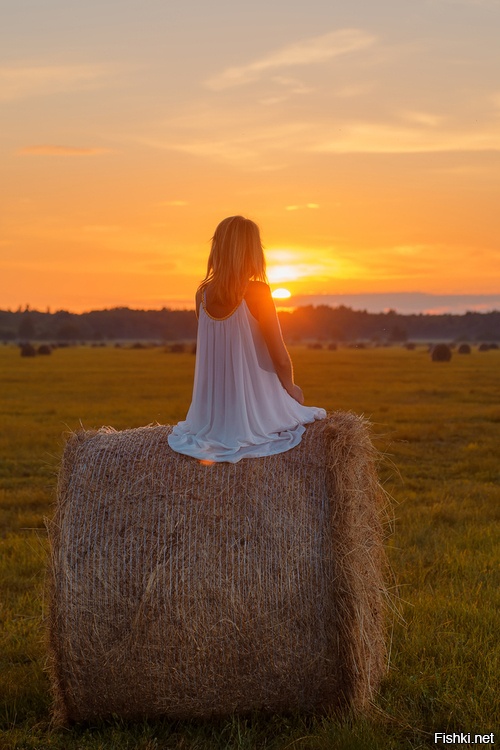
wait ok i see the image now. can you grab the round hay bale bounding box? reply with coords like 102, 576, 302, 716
457, 343, 471, 355
47, 413, 388, 724
20, 342, 36, 357
431, 343, 452, 362
37, 344, 52, 355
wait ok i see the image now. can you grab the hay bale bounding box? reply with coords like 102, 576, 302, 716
168, 342, 186, 353
457, 343, 471, 355
20, 342, 36, 357
431, 343, 452, 362
47, 412, 388, 725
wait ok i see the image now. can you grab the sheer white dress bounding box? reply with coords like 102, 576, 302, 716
168, 292, 326, 462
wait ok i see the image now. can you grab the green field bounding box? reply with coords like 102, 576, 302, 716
1, 344, 498, 749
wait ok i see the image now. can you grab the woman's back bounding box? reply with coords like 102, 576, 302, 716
168, 281, 326, 463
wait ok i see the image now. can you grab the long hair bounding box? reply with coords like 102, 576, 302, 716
198, 216, 267, 307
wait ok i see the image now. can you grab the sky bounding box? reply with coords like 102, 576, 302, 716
1, 0, 500, 314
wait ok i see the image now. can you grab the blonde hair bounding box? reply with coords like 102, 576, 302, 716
198, 216, 267, 307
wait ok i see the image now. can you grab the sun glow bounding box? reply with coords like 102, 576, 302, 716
267, 257, 302, 284
268, 265, 301, 283
271, 288, 292, 300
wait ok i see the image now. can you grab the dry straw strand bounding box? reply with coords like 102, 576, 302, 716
47, 411, 388, 724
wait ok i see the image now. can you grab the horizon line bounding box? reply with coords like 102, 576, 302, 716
3, 291, 500, 317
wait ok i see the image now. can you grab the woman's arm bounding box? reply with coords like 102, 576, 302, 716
194, 289, 202, 320
248, 283, 304, 404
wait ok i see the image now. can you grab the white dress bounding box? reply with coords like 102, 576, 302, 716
168, 293, 326, 462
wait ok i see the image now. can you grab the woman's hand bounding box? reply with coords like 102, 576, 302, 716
288, 384, 305, 405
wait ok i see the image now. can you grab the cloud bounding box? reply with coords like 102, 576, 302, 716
17, 145, 112, 156
400, 110, 444, 127
137, 120, 312, 169
141, 113, 500, 166
134, 70, 500, 167
0, 63, 122, 101
310, 121, 500, 154
205, 29, 376, 91
258, 76, 314, 105
285, 203, 320, 211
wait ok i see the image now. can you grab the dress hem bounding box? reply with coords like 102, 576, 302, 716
167, 423, 312, 464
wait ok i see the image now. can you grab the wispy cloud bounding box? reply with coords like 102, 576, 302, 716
399, 110, 444, 127
137, 120, 312, 168
205, 29, 376, 91
139, 113, 500, 165
17, 145, 112, 156
310, 121, 500, 154
132, 50, 500, 166
0, 63, 123, 101
285, 203, 320, 211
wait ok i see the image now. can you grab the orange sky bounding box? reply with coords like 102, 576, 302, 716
1, 1, 500, 312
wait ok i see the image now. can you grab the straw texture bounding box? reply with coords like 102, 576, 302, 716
47, 411, 387, 724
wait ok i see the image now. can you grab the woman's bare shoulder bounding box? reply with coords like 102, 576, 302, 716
246, 280, 271, 298
245, 281, 274, 321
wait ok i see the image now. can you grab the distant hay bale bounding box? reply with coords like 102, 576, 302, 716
167, 342, 186, 353
457, 343, 471, 355
431, 343, 452, 362
20, 343, 36, 357
37, 344, 52, 355
47, 413, 388, 725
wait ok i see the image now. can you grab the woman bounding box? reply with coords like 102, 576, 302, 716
168, 216, 326, 462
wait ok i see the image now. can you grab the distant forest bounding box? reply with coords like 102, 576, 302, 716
1, 305, 499, 344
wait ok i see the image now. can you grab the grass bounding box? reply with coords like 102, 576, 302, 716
0, 343, 498, 749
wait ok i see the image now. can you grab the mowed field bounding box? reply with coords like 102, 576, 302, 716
0, 344, 498, 749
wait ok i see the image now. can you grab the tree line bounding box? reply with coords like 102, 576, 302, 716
1, 305, 499, 344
